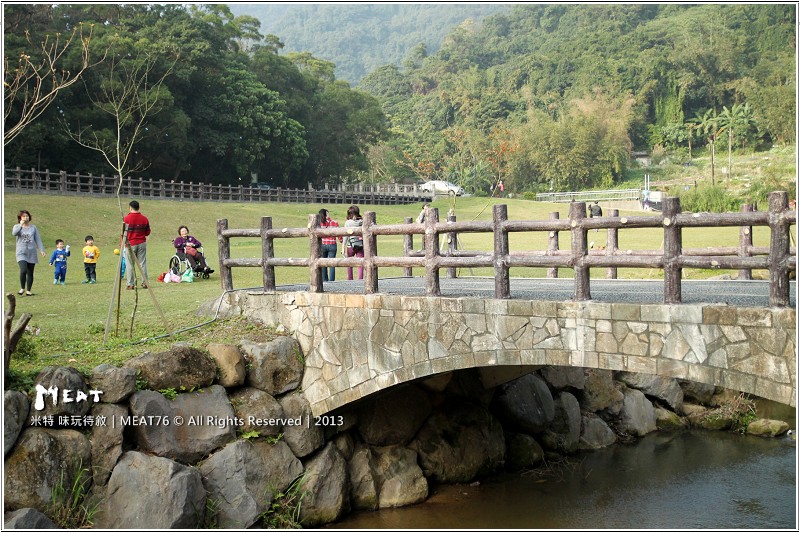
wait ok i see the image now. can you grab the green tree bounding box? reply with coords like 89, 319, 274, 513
692, 108, 723, 185
718, 102, 757, 178
3, 8, 103, 145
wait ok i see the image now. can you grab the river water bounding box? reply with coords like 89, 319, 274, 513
329, 430, 797, 529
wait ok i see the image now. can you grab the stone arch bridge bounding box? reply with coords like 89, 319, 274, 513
217, 289, 796, 415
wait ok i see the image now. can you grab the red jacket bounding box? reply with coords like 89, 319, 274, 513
124, 212, 151, 245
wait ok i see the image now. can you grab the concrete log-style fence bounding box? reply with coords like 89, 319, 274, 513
217, 192, 796, 307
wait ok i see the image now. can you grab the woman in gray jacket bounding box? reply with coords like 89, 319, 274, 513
13, 210, 46, 296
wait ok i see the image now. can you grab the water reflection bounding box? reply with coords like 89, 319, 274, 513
329, 431, 796, 529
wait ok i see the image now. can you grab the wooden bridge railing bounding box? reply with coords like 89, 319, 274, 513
217, 191, 797, 307
4, 167, 430, 205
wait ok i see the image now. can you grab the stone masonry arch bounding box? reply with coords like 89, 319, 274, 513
217, 291, 796, 414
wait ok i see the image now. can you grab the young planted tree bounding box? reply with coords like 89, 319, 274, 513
64, 46, 177, 213
63, 44, 176, 339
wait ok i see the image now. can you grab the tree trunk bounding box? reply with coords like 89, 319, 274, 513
4, 293, 32, 382
710, 140, 716, 187
727, 128, 733, 180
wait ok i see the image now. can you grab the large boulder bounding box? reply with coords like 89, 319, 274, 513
578, 414, 617, 450
655, 406, 688, 431
123, 345, 217, 391
241, 337, 304, 395
4, 428, 92, 511
229, 387, 284, 436
746, 419, 790, 437
206, 343, 246, 388
618, 387, 657, 437
540, 391, 581, 453
279, 393, 325, 458
348, 443, 378, 511
95, 451, 206, 529
541, 366, 585, 391
505, 433, 545, 470
90, 364, 136, 403
410, 401, 505, 483
127, 385, 237, 464
371, 445, 428, 509
4, 508, 59, 529
4, 391, 29, 456
678, 379, 717, 405
298, 443, 349, 527
32, 366, 93, 420
615, 372, 683, 411
357, 384, 432, 446
89, 403, 127, 487
492, 373, 554, 434
200, 439, 303, 528
579, 369, 624, 414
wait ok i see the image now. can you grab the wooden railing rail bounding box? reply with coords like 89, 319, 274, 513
217, 192, 796, 307
4, 167, 431, 205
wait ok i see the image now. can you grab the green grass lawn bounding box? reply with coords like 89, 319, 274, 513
2, 190, 786, 381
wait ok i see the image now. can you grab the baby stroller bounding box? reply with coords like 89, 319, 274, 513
169, 247, 212, 279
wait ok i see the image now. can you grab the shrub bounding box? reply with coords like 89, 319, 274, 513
673, 184, 739, 213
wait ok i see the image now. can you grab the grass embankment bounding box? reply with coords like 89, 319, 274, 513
3, 147, 793, 382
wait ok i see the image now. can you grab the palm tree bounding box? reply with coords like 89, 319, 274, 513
693, 108, 722, 186
718, 103, 757, 179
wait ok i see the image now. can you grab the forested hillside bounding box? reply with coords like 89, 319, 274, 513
4, 4, 795, 201
227, 3, 508, 83
358, 4, 796, 195
4, 5, 387, 187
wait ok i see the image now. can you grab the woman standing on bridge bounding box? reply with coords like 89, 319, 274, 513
344, 205, 364, 280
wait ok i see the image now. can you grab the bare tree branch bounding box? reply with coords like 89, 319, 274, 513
62, 49, 177, 215
4, 22, 104, 145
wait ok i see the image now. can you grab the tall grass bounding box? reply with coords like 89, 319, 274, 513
47, 463, 98, 528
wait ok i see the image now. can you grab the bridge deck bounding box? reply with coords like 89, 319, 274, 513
275, 277, 796, 308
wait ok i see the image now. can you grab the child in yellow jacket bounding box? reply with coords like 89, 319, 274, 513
82, 235, 100, 284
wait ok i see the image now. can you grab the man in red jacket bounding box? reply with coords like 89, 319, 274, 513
123, 200, 151, 289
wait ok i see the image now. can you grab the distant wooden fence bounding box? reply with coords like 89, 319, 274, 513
217, 191, 797, 307
535, 188, 641, 203
3, 167, 431, 205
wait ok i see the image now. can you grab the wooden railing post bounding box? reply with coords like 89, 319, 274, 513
425, 206, 440, 296
363, 211, 378, 294
606, 208, 619, 279
217, 219, 232, 291
738, 203, 753, 281
768, 191, 790, 307
446, 212, 458, 278
494, 204, 510, 299
570, 201, 590, 300
262, 216, 276, 291
309, 214, 323, 293
547, 211, 559, 278
662, 197, 682, 304
403, 217, 413, 277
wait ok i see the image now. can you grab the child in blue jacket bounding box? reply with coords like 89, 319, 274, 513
49, 239, 70, 285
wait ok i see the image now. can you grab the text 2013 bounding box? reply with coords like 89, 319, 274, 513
314, 415, 344, 426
